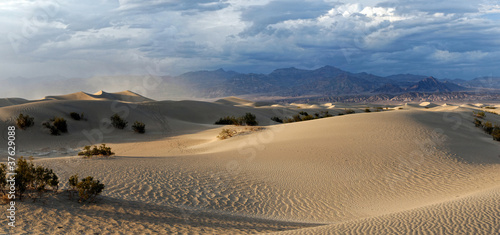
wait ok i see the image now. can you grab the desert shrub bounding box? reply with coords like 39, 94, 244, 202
75, 176, 105, 203
301, 115, 315, 121
70, 112, 81, 120
215, 116, 239, 125
492, 127, 500, 141
0, 164, 6, 195
216, 113, 258, 126
242, 113, 258, 126
110, 114, 128, 129
299, 111, 309, 116
78, 144, 115, 158
16, 114, 34, 130
13, 157, 58, 200
53, 117, 67, 133
483, 122, 493, 135
473, 111, 486, 118
132, 121, 146, 134
271, 116, 283, 123
343, 109, 355, 115
32, 166, 59, 199
43, 122, 60, 135
474, 118, 483, 127
364, 108, 371, 112
292, 114, 302, 122
69, 175, 79, 191
217, 128, 236, 140
484, 106, 496, 109
314, 113, 320, 118
42, 117, 67, 135
320, 110, 332, 117
398, 107, 403, 110
15, 157, 34, 200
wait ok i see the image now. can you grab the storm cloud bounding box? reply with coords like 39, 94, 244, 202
1, 0, 499, 81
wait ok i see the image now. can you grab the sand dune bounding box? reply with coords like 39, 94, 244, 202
0, 92, 499, 234
216, 97, 255, 107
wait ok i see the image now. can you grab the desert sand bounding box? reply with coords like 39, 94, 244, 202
0, 91, 499, 234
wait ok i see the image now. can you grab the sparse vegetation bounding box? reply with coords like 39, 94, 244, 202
483, 122, 493, 135
492, 127, 500, 141
364, 108, 371, 112
215, 116, 239, 125
283, 110, 333, 123
343, 109, 355, 115
43, 117, 68, 135
472, 111, 500, 142
215, 113, 258, 126
474, 118, 483, 127
217, 127, 264, 140
271, 116, 283, 123
68, 175, 105, 203
0, 157, 60, 201
132, 121, 146, 134
242, 113, 258, 126
69, 112, 86, 121
78, 144, 115, 158
110, 114, 128, 129
473, 111, 486, 118
484, 106, 496, 109
217, 128, 237, 140
16, 114, 34, 130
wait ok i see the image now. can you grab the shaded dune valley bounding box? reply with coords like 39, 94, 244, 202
0, 90, 499, 234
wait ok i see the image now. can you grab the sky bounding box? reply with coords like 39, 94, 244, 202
1, 0, 500, 81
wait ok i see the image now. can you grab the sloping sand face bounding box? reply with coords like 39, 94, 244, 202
0, 95, 499, 234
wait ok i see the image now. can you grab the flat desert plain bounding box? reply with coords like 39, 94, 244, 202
0, 91, 499, 234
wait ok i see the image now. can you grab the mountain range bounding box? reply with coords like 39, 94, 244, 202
2, 65, 499, 101
175, 66, 469, 98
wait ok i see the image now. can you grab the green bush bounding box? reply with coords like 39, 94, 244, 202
70, 112, 81, 120
110, 114, 128, 129
53, 117, 67, 133
16, 114, 34, 130
492, 127, 500, 141
301, 115, 315, 121
320, 110, 332, 117
473, 111, 486, 118
132, 121, 146, 134
0, 164, 6, 194
75, 176, 105, 203
292, 114, 302, 122
69, 175, 79, 191
242, 113, 258, 126
483, 121, 493, 135
343, 109, 355, 115
474, 118, 482, 127
78, 144, 115, 158
271, 116, 283, 123
12, 157, 59, 200
215, 116, 239, 125
42, 117, 67, 135
215, 113, 258, 126
299, 111, 309, 116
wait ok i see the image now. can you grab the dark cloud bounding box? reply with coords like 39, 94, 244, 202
0, 0, 499, 86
